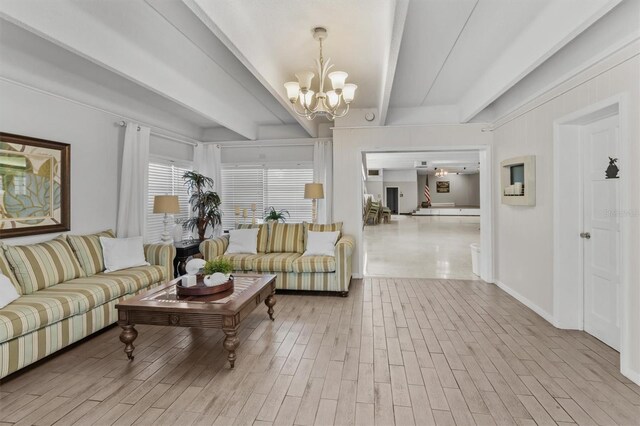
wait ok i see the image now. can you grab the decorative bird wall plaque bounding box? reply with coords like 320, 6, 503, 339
605, 157, 619, 179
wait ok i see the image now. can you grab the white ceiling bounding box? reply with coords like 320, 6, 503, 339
366, 151, 480, 174
391, 0, 552, 107
0, 0, 624, 139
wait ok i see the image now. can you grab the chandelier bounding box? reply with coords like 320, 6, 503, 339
284, 27, 357, 120
435, 168, 448, 178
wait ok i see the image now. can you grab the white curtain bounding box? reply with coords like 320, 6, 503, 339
116, 123, 150, 238
313, 140, 333, 224
194, 143, 222, 192
193, 143, 222, 237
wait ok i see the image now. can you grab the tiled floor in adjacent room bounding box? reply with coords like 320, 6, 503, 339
364, 215, 481, 280
1, 278, 639, 425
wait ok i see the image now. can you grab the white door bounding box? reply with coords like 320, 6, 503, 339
582, 115, 620, 350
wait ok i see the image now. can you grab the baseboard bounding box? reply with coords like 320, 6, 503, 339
352, 273, 364, 279
621, 367, 640, 386
494, 280, 555, 325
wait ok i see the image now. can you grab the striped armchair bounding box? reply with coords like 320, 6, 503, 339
200, 222, 354, 295
0, 231, 175, 378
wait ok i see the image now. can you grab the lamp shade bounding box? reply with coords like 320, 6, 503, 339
295, 71, 315, 90
342, 83, 357, 103
328, 71, 348, 90
304, 183, 324, 199
153, 195, 180, 214
284, 81, 300, 101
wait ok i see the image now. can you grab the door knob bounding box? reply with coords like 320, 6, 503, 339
580, 232, 591, 239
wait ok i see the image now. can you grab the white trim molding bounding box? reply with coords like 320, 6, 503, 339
494, 281, 555, 326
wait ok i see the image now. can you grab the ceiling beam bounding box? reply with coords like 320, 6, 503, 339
183, 0, 318, 138
458, 0, 622, 123
0, 1, 261, 140
379, 0, 409, 125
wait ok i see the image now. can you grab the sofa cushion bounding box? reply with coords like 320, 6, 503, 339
252, 253, 301, 272
218, 254, 260, 271
0, 293, 82, 342
36, 274, 131, 313
3, 236, 86, 295
0, 244, 21, 295
67, 229, 115, 276
292, 255, 336, 273
304, 222, 343, 246
100, 265, 167, 293
237, 223, 268, 253
266, 222, 304, 253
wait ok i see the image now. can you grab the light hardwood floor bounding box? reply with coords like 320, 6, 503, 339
1, 278, 639, 426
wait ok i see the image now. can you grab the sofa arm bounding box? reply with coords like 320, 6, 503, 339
199, 235, 230, 261
335, 235, 355, 292
144, 243, 176, 280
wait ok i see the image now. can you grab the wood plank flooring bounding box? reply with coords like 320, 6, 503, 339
1, 278, 639, 425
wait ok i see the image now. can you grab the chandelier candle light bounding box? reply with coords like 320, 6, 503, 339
284, 27, 357, 120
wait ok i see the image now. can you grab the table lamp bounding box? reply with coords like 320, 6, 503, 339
153, 195, 180, 243
304, 183, 324, 224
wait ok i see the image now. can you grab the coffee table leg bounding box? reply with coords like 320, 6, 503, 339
265, 292, 276, 321
223, 328, 239, 369
119, 324, 138, 361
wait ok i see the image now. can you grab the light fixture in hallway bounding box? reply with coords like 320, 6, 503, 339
435, 168, 448, 177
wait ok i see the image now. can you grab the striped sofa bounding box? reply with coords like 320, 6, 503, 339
200, 222, 354, 294
0, 231, 175, 378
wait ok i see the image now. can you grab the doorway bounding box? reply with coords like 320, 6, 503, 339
385, 187, 398, 214
554, 95, 632, 378
582, 115, 620, 349
361, 150, 485, 280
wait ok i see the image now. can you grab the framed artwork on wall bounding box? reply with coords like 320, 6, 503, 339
436, 181, 450, 193
0, 132, 71, 238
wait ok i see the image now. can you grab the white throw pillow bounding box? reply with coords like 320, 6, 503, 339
0, 274, 19, 309
225, 228, 259, 254
100, 236, 149, 272
303, 231, 340, 257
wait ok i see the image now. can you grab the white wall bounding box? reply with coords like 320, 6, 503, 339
0, 80, 122, 245
492, 41, 640, 381
365, 181, 383, 200
333, 124, 492, 276
422, 173, 480, 206
220, 142, 314, 164
382, 169, 418, 213
383, 182, 417, 213
0, 80, 196, 246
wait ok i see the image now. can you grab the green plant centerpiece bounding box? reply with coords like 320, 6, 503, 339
203, 258, 233, 276
182, 171, 222, 241
202, 258, 233, 287
264, 207, 289, 223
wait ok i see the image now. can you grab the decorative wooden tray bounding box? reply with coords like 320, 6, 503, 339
176, 275, 234, 297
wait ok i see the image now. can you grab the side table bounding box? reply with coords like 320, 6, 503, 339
173, 240, 202, 277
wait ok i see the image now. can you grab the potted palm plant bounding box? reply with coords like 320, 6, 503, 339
264, 207, 289, 223
182, 171, 221, 241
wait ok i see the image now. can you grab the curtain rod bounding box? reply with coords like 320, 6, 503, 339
117, 121, 198, 147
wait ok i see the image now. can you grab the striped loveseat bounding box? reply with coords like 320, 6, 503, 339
200, 222, 354, 294
0, 230, 175, 378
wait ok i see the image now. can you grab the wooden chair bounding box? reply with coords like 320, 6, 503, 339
380, 207, 392, 224
366, 201, 381, 225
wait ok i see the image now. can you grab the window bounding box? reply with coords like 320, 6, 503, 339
221, 165, 313, 230
147, 158, 192, 242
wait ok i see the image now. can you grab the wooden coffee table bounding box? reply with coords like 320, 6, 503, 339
115, 274, 276, 368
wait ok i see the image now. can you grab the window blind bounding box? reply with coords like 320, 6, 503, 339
147, 159, 192, 242
221, 165, 313, 230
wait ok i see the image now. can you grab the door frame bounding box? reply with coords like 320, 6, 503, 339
553, 94, 631, 377
359, 145, 493, 283
384, 186, 399, 214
